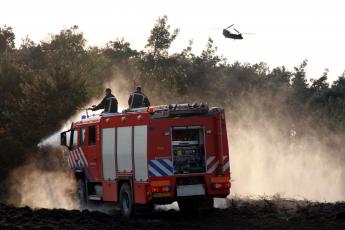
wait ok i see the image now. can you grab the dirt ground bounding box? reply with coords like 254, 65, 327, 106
1, 198, 345, 230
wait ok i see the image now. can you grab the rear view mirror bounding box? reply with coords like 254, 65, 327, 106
60, 131, 71, 149
60, 132, 67, 146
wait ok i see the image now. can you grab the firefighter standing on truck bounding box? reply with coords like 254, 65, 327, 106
90, 88, 118, 113
128, 86, 150, 109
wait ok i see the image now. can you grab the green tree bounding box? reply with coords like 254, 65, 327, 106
0, 26, 107, 192
104, 38, 138, 61
0, 26, 15, 54
311, 69, 329, 95
145, 15, 179, 58
291, 59, 308, 90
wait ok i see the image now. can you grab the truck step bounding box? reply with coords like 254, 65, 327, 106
88, 195, 101, 200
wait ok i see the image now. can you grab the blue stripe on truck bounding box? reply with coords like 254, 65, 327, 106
148, 159, 173, 177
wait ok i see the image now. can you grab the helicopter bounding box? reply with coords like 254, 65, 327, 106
222, 24, 252, 40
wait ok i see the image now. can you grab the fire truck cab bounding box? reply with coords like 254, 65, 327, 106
60, 103, 231, 216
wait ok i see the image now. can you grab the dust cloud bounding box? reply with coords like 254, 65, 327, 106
8, 151, 78, 209
103, 72, 345, 202
227, 94, 345, 202
8, 70, 345, 210
8, 163, 78, 209
6, 109, 88, 209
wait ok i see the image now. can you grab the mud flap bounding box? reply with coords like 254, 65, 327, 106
198, 198, 214, 209
178, 198, 214, 214
134, 202, 154, 214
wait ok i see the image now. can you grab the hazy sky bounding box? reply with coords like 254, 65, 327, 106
2, 0, 345, 81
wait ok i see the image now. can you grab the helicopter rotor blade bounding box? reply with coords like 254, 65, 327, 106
233, 28, 241, 34
225, 24, 234, 29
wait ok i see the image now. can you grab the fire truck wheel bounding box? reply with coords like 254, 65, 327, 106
77, 179, 87, 210
119, 183, 133, 217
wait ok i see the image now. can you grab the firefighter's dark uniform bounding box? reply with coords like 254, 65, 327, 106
128, 91, 150, 109
92, 93, 118, 113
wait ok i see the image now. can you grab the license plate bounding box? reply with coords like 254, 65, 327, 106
153, 192, 171, 198
176, 184, 205, 197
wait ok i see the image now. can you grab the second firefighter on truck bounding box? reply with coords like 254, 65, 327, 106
128, 86, 150, 109
90, 87, 150, 113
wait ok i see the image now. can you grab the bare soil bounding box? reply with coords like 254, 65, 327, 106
1, 198, 345, 230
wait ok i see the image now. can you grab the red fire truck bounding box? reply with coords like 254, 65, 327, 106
60, 103, 230, 216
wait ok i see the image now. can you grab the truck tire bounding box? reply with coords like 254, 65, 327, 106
119, 183, 133, 217
77, 179, 88, 210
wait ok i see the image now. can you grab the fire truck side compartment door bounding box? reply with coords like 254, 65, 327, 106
117, 126, 133, 172
102, 128, 116, 180
134, 125, 148, 181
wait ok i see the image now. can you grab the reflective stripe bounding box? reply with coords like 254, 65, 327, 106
68, 150, 94, 181
149, 163, 167, 176
207, 156, 215, 166
148, 159, 173, 177
207, 156, 219, 174
207, 161, 219, 173
70, 151, 76, 168
78, 148, 88, 166
223, 162, 230, 172
71, 153, 76, 168
67, 155, 72, 168
106, 97, 117, 112
222, 155, 230, 172
72, 150, 81, 168
158, 159, 173, 172
148, 165, 162, 177
130, 93, 145, 108
130, 93, 134, 108
75, 149, 84, 168
151, 160, 172, 176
